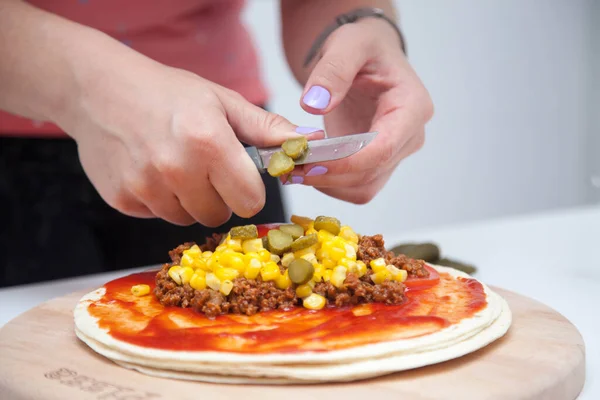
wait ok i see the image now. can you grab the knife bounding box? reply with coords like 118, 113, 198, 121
245, 131, 378, 173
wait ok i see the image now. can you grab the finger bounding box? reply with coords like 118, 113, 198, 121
172, 176, 232, 228
219, 92, 325, 147
300, 30, 372, 114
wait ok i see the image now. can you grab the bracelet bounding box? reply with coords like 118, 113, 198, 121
303, 7, 407, 68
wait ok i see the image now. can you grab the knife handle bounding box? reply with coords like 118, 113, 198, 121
245, 147, 266, 173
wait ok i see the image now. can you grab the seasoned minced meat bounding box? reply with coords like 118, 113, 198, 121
154, 264, 298, 318
313, 273, 405, 307
358, 234, 429, 278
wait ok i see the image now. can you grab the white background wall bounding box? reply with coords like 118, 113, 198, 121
243, 0, 597, 237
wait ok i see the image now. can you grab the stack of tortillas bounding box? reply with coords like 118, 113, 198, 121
74, 266, 511, 384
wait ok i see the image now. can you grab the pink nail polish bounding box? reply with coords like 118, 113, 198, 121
306, 166, 327, 176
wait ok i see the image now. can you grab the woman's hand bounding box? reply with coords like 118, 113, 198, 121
59, 55, 307, 227
290, 17, 433, 204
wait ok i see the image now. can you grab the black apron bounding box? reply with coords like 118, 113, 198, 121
0, 135, 285, 287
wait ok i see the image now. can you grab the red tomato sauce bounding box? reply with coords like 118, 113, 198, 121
87, 268, 486, 354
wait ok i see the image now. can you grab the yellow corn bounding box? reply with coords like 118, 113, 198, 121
180, 253, 195, 268
312, 263, 324, 282
270, 254, 281, 264
317, 229, 335, 243
293, 244, 318, 258
226, 238, 243, 252
329, 246, 345, 262
295, 284, 312, 298
339, 258, 356, 269
131, 284, 150, 296
202, 251, 213, 259
300, 253, 318, 265
344, 243, 357, 260
305, 227, 318, 235
331, 266, 347, 288
180, 267, 194, 284
205, 273, 221, 291
356, 260, 367, 277
333, 237, 347, 249
215, 244, 227, 252
243, 252, 260, 264
244, 258, 262, 280
281, 252, 295, 267
275, 270, 292, 289
339, 226, 359, 244
371, 269, 392, 284
307, 279, 316, 289
193, 257, 210, 271
215, 267, 239, 281
258, 249, 272, 262
323, 269, 333, 282
242, 238, 263, 254
260, 261, 280, 281
193, 268, 206, 277
168, 266, 182, 285
393, 268, 408, 282
219, 279, 234, 295
316, 248, 329, 261
206, 255, 218, 271
220, 252, 245, 272
322, 258, 336, 269
303, 293, 327, 310
183, 245, 201, 258
190, 273, 207, 290
370, 257, 387, 273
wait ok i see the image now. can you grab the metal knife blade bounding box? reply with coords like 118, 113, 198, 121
246, 131, 378, 173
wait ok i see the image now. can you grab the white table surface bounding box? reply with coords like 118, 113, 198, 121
1, 205, 598, 398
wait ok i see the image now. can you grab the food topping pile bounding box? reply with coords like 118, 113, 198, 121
143, 216, 430, 318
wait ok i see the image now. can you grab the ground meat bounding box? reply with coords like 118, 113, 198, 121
168, 243, 195, 264
200, 233, 224, 252
357, 234, 429, 278
154, 263, 298, 318
313, 273, 405, 307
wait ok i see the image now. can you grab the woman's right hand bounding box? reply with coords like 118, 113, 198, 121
58, 53, 307, 227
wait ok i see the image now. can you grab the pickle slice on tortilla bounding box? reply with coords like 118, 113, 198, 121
313, 216, 341, 236
278, 224, 304, 239
281, 137, 308, 160
267, 151, 295, 177
290, 215, 314, 231
291, 233, 318, 252
288, 259, 314, 284
229, 225, 258, 240
266, 229, 294, 255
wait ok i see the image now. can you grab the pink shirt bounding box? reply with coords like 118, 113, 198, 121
0, 0, 268, 137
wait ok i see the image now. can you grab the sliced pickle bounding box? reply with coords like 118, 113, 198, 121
266, 229, 293, 255
267, 151, 295, 177
391, 243, 440, 262
288, 259, 315, 285
291, 233, 318, 252
290, 215, 314, 230
281, 137, 308, 160
229, 225, 258, 240
313, 216, 341, 236
278, 224, 304, 239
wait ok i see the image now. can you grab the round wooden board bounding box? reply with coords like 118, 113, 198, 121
0, 287, 585, 400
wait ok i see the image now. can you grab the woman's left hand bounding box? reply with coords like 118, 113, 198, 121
289, 18, 434, 204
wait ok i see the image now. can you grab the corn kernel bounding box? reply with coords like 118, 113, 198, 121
348, 242, 359, 251
242, 238, 263, 254
131, 284, 150, 296
331, 266, 347, 288
333, 237, 347, 248
243, 252, 260, 264
356, 260, 367, 277
183, 245, 201, 259
307, 279, 316, 289
370, 258, 387, 273
275, 270, 292, 289
193, 268, 206, 277
244, 258, 262, 279
215, 267, 239, 281
371, 269, 392, 284
339, 258, 356, 269
303, 293, 326, 310
394, 268, 408, 282
312, 264, 324, 282
293, 244, 318, 258
226, 238, 243, 252
323, 269, 333, 282
316, 248, 328, 260
193, 257, 210, 271
206, 256, 218, 270
215, 244, 227, 252
258, 249, 271, 262
180, 253, 195, 268
221, 253, 245, 272
317, 230, 335, 243
300, 253, 318, 265
281, 252, 295, 267
180, 267, 194, 284
295, 284, 312, 298
321, 258, 335, 269
344, 243, 357, 260
305, 228, 318, 235
270, 254, 281, 264
190, 273, 207, 290
205, 273, 220, 291
260, 261, 280, 281
339, 226, 359, 244
168, 266, 182, 285
202, 251, 213, 259
220, 279, 234, 295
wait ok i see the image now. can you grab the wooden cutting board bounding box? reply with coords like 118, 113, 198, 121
0, 287, 585, 400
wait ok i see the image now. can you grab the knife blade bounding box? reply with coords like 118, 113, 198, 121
246, 131, 378, 173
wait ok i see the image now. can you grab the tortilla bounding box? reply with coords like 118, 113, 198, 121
73, 265, 511, 382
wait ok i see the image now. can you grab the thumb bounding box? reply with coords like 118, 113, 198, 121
220, 92, 324, 147
300, 45, 368, 114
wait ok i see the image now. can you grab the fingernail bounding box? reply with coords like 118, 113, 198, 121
295, 126, 322, 134
302, 86, 331, 110
306, 166, 328, 176
290, 175, 304, 184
